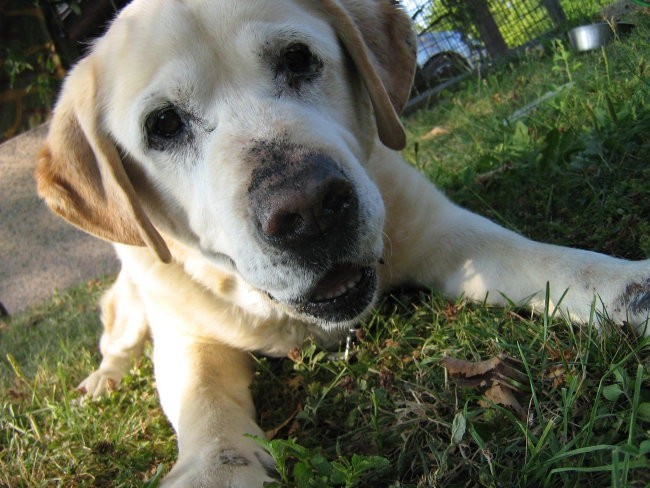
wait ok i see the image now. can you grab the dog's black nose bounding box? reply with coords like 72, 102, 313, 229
258, 176, 354, 240
249, 151, 358, 248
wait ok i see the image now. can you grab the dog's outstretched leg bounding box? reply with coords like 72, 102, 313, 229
151, 329, 277, 487
78, 269, 149, 398
376, 152, 650, 334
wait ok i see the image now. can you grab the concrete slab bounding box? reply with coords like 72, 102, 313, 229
0, 125, 118, 315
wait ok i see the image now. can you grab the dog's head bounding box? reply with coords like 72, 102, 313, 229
35, 0, 416, 328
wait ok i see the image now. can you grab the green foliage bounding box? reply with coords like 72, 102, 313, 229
559, 0, 611, 21
250, 436, 390, 487
3, 49, 34, 87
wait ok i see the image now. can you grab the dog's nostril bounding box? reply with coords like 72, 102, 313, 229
265, 212, 303, 238
322, 182, 353, 215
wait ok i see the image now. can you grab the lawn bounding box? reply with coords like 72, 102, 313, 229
1, 10, 649, 488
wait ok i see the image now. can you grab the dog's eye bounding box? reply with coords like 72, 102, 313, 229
282, 43, 318, 75
277, 43, 323, 90
147, 107, 184, 139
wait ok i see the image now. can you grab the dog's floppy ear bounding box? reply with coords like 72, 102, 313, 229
319, 0, 416, 150
35, 57, 172, 263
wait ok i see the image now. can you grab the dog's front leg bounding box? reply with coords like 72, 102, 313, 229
422, 206, 650, 331
378, 155, 650, 332
78, 269, 149, 398
151, 330, 276, 487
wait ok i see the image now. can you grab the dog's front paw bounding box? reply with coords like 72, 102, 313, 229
77, 368, 123, 398
616, 278, 650, 336
160, 442, 277, 488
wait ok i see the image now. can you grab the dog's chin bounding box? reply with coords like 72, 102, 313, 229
273, 263, 378, 328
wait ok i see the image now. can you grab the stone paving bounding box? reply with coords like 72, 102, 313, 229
0, 124, 118, 315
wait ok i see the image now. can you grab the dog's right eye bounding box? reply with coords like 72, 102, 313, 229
147, 107, 184, 139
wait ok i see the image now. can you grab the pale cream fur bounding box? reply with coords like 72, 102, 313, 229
35, 0, 649, 486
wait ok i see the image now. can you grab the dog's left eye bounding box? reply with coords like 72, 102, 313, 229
147, 107, 184, 139
282, 43, 319, 75
277, 43, 323, 88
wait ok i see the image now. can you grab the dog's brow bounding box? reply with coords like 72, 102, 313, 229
267, 26, 336, 59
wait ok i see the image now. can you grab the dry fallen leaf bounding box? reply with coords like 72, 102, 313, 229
378, 367, 394, 389
286, 375, 303, 390
287, 347, 302, 363
441, 355, 529, 420
383, 339, 399, 348
441, 356, 502, 378
265, 403, 302, 440
440, 355, 527, 389
420, 126, 450, 140
443, 301, 460, 320
481, 384, 527, 420
544, 364, 566, 388
7, 388, 25, 400
545, 345, 574, 362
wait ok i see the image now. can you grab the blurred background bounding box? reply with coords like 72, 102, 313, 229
0, 0, 640, 142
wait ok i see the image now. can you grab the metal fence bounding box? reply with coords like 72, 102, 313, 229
405, 0, 626, 105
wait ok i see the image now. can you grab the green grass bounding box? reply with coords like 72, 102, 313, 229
0, 279, 175, 487
252, 295, 649, 487
2, 11, 650, 488
405, 16, 650, 259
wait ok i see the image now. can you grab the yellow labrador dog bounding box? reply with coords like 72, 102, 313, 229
36, 0, 649, 485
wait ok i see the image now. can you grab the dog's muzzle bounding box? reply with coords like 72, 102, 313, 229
248, 144, 378, 323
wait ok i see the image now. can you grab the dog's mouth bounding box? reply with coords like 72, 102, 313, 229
295, 263, 377, 323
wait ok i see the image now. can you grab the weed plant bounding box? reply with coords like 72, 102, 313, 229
1, 10, 649, 488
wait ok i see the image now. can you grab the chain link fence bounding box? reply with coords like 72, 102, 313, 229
405, 0, 633, 109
